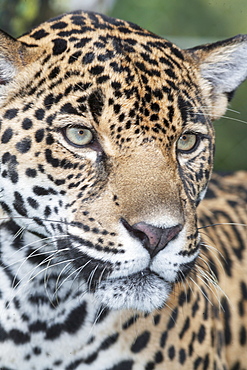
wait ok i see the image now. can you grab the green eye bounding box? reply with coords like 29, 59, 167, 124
177, 133, 198, 153
63, 126, 93, 147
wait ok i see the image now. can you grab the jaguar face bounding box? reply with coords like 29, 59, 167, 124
0, 12, 246, 312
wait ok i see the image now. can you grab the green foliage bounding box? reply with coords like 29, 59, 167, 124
214, 84, 247, 171
111, 0, 247, 38
0, 0, 58, 36
10, 0, 38, 36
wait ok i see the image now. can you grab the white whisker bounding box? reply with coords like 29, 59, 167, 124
189, 276, 213, 305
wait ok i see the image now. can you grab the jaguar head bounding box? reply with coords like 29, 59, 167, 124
0, 12, 247, 312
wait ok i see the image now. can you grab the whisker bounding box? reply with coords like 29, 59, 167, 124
195, 271, 223, 308
221, 115, 247, 125
54, 259, 92, 295
13, 254, 73, 293
189, 276, 213, 305
197, 254, 219, 281
198, 222, 246, 229
13, 226, 27, 239
93, 305, 107, 326
3, 234, 69, 265
199, 239, 226, 262
6, 244, 69, 279
5, 252, 70, 309
87, 265, 99, 293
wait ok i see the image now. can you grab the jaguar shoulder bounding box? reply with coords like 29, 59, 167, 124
0, 11, 246, 370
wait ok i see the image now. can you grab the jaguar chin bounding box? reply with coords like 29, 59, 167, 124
95, 269, 173, 312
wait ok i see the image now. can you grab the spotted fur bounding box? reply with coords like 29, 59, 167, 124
0, 11, 247, 370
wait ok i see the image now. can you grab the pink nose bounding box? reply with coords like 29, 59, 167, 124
121, 218, 182, 257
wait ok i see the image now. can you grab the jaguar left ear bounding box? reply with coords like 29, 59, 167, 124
187, 35, 247, 120
0, 30, 38, 98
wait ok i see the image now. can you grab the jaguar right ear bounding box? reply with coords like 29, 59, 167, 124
0, 30, 38, 99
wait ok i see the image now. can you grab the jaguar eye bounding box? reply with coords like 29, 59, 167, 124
63, 126, 93, 147
177, 133, 198, 153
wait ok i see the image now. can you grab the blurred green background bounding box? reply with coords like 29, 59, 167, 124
0, 0, 246, 171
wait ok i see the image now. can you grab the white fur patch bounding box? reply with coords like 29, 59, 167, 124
200, 41, 247, 93
95, 271, 172, 312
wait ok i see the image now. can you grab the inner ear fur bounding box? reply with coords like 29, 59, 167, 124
0, 30, 39, 86
186, 35, 247, 120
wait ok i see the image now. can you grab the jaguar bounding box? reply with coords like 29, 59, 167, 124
0, 10, 246, 370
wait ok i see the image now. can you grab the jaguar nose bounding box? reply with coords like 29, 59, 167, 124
121, 218, 182, 257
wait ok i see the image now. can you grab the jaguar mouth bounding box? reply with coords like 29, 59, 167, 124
93, 256, 197, 312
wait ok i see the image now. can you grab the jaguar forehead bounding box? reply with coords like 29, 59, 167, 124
16, 12, 203, 137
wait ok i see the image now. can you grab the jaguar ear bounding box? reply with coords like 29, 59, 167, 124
0, 30, 38, 99
187, 35, 247, 120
